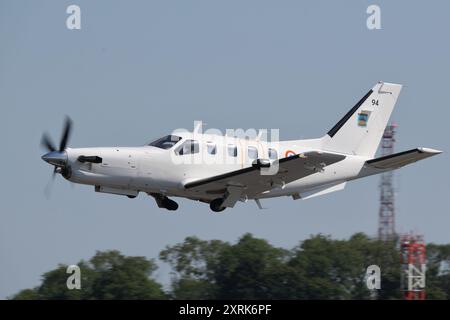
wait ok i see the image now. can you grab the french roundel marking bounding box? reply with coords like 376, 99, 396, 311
285, 150, 296, 157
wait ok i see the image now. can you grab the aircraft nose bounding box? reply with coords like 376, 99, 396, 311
41, 151, 68, 166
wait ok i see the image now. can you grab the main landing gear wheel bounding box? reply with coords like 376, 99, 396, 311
210, 198, 226, 212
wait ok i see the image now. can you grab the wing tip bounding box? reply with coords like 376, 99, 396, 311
418, 147, 443, 154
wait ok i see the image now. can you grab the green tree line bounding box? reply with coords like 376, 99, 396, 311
12, 233, 450, 300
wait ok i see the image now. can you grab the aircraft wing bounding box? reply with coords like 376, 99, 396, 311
184, 151, 346, 199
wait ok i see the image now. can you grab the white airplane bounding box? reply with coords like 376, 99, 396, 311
41, 82, 441, 212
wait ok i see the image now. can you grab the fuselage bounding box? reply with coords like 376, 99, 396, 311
61, 131, 368, 202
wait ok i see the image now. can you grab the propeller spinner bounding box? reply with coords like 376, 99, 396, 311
40, 116, 72, 172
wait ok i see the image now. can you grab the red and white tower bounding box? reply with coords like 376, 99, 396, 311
400, 233, 426, 300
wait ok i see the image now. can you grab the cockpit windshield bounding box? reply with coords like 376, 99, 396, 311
148, 135, 182, 149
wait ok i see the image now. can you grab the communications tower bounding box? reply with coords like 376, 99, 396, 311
378, 123, 397, 241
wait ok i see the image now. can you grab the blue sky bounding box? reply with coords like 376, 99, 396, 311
1, 0, 449, 298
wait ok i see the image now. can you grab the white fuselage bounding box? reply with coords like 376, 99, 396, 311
63, 131, 368, 202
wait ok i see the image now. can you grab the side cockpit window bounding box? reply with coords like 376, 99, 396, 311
176, 140, 200, 155
148, 135, 182, 149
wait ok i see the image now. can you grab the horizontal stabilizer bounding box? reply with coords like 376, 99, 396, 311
365, 147, 442, 170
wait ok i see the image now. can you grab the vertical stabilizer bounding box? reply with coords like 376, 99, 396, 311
322, 82, 402, 157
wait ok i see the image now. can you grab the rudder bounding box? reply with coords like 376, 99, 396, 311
321, 81, 402, 157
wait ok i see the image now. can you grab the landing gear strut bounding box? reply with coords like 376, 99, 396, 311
210, 198, 226, 212
149, 193, 179, 211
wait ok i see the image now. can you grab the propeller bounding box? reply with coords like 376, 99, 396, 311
41, 116, 72, 153
40, 117, 73, 196
41, 133, 56, 152
59, 117, 72, 152
44, 169, 58, 199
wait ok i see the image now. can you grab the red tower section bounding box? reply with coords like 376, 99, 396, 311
400, 234, 426, 300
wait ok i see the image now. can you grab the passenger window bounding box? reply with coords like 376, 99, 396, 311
247, 146, 258, 159
228, 144, 237, 157
176, 140, 199, 155
268, 148, 278, 160
207, 143, 216, 155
